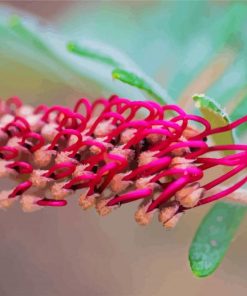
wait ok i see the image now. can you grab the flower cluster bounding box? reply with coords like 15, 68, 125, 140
0, 95, 246, 228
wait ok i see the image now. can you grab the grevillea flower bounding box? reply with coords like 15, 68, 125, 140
0, 95, 246, 228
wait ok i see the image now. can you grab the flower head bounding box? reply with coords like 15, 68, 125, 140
0, 95, 246, 228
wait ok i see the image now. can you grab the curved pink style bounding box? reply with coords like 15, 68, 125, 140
0, 95, 246, 228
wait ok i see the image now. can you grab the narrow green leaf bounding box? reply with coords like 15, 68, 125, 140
67, 42, 173, 105
193, 94, 236, 147
67, 42, 121, 67
4, 14, 148, 99
189, 202, 246, 277
112, 68, 171, 105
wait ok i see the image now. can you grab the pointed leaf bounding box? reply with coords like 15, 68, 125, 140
112, 68, 172, 105
189, 202, 246, 277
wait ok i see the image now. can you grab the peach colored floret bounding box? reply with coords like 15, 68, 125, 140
20, 194, 43, 212
110, 173, 132, 194
30, 170, 49, 188
0, 191, 16, 210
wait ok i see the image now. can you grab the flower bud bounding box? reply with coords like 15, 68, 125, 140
79, 193, 98, 210
163, 212, 183, 229
110, 173, 132, 194
33, 145, 55, 167
158, 201, 180, 224
179, 188, 205, 208
135, 206, 153, 226
95, 198, 112, 216
30, 170, 50, 188
51, 181, 71, 200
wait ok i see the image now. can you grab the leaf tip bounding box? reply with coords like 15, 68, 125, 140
67, 41, 75, 52
112, 68, 121, 80
192, 94, 204, 108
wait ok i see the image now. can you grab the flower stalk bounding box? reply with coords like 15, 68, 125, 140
0, 95, 247, 228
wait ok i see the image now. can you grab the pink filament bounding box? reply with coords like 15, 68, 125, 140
2, 94, 247, 213
43, 162, 76, 180
20, 132, 45, 152
198, 175, 247, 206
6, 161, 33, 174
147, 176, 190, 212
203, 164, 247, 191
9, 181, 32, 198
37, 199, 67, 207
107, 188, 153, 206
0, 146, 19, 160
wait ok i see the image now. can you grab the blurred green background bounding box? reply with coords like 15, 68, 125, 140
1, 1, 247, 296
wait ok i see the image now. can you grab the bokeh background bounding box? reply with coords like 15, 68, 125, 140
1, 1, 247, 295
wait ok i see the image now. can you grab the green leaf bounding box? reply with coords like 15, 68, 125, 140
193, 94, 236, 147
112, 68, 171, 105
67, 42, 121, 68
189, 202, 246, 277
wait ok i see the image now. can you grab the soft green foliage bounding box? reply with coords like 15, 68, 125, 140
67, 42, 171, 104
0, 8, 149, 101
189, 202, 246, 277
60, 2, 247, 100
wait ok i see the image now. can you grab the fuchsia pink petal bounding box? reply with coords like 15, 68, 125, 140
1, 95, 247, 228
